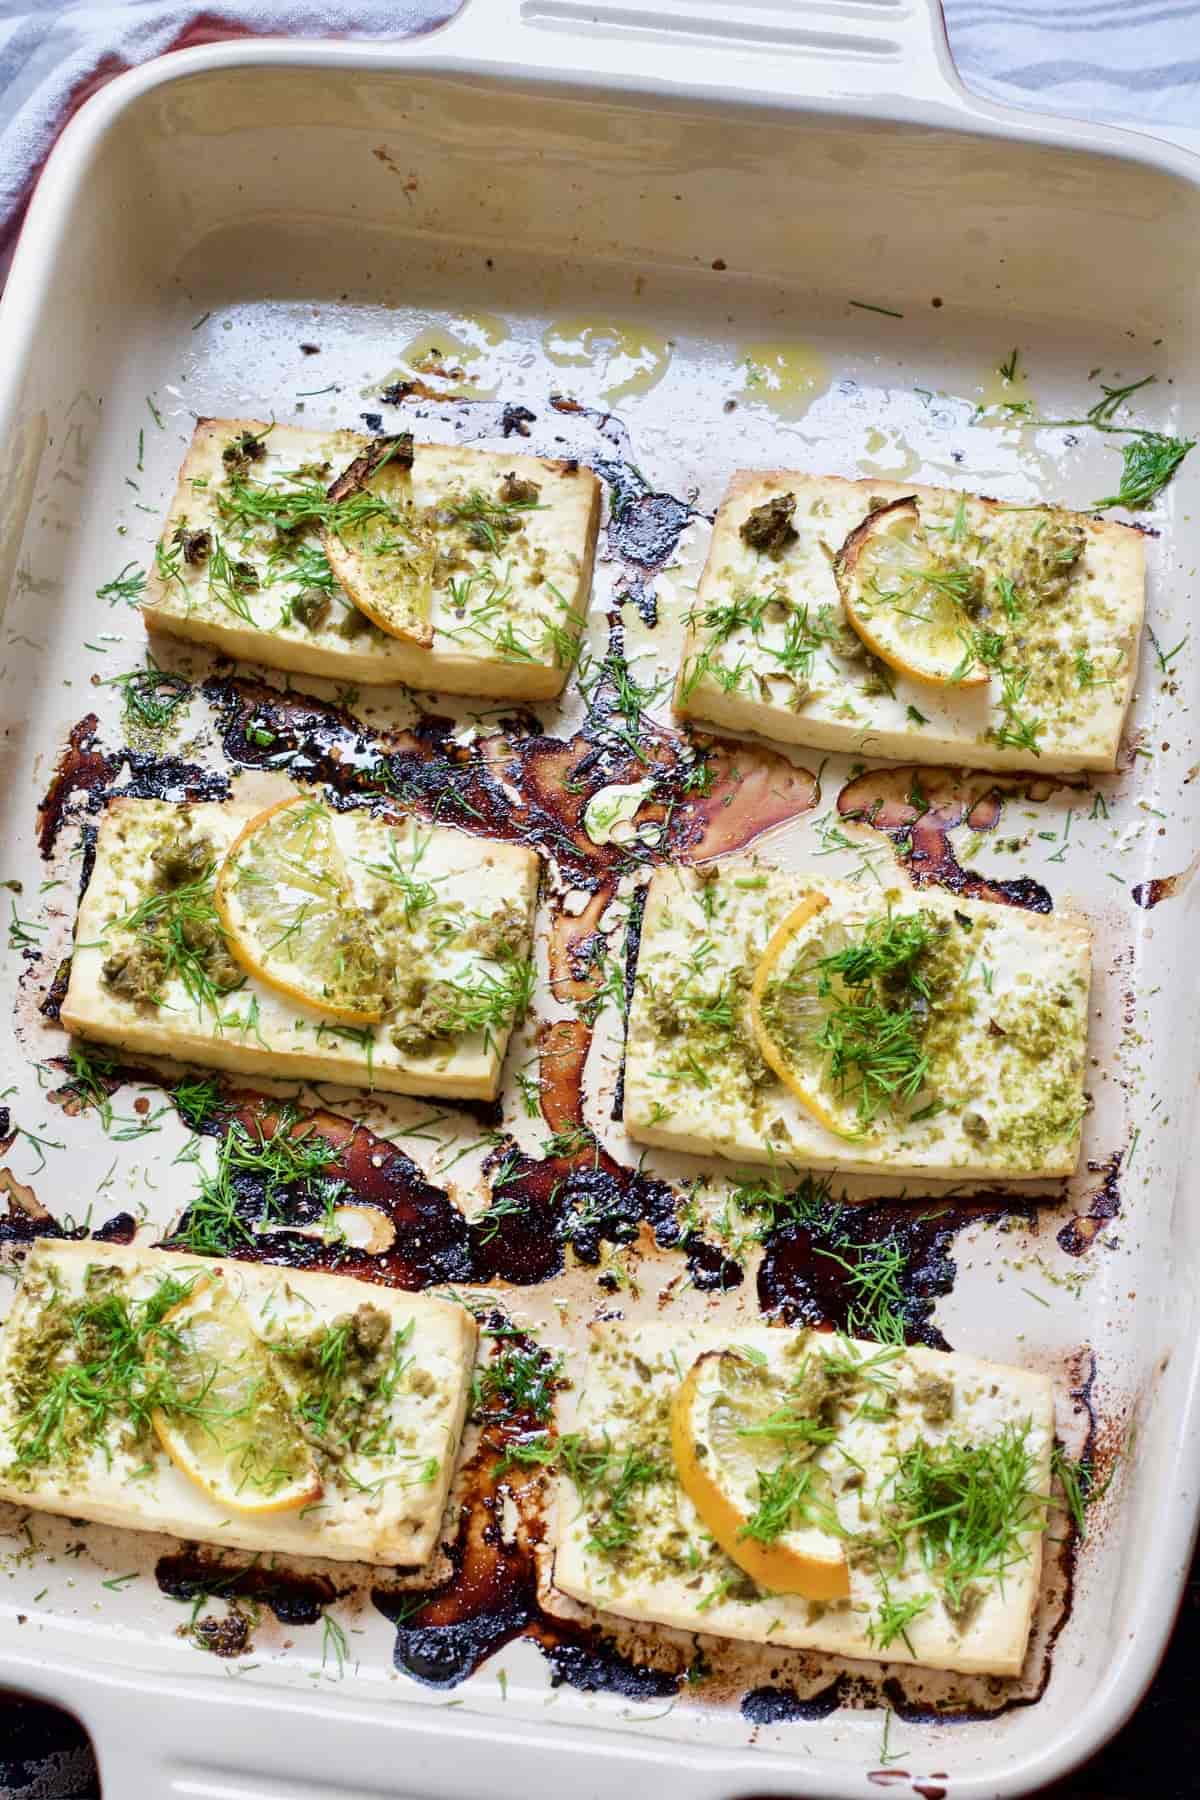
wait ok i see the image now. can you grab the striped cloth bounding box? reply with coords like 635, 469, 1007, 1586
942, 0, 1200, 128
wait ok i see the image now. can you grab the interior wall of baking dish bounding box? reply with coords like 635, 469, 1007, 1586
3, 55, 1200, 1795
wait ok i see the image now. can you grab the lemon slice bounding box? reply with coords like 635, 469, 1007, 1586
835, 497, 987, 688
322, 436, 435, 646
150, 1277, 321, 1514
750, 892, 936, 1139
670, 1350, 849, 1600
214, 796, 385, 1022
748, 892, 851, 1137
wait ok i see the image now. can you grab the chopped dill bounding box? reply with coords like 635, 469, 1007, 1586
103, 662, 191, 733
1094, 432, 1195, 511
96, 563, 147, 607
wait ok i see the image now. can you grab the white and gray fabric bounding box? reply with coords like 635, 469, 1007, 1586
943, 0, 1198, 131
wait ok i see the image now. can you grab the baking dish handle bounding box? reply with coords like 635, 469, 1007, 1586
64, 1660, 762, 1800
435, 0, 972, 115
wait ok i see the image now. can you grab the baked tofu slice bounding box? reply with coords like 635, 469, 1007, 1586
142, 419, 602, 700
61, 798, 539, 1101
623, 862, 1090, 1179
553, 1321, 1054, 1678
675, 471, 1145, 772
0, 1241, 476, 1567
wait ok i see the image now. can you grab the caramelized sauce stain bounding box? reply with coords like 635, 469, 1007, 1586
375, 1445, 677, 1698
1132, 874, 1179, 908
376, 387, 537, 444
92, 1212, 137, 1244
547, 392, 635, 458
0, 1171, 79, 1249
837, 767, 1065, 912
742, 1677, 847, 1723
1057, 1153, 1122, 1257
160, 1090, 472, 1289
610, 884, 648, 1122
36, 713, 229, 859
758, 1190, 1034, 1350
469, 1135, 736, 1290
155, 1551, 339, 1656
201, 670, 816, 891
537, 1019, 592, 1134
38, 959, 71, 1023
375, 1329, 679, 1699
590, 456, 699, 622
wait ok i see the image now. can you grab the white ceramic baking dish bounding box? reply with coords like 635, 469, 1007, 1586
1, 2, 1199, 1795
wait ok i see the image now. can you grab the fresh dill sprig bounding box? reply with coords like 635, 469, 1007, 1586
61, 1043, 119, 1131
1086, 373, 1156, 426
173, 1074, 224, 1130
112, 867, 243, 1014
726, 1169, 835, 1240
1050, 1441, 1093, 1539
816, 1238, 909, 1344
868, 1577, 932, 1654
321, 1612, 349, 1679
11, 1270, 210, 1471
1093, 432, 1196, 511
96, 563, 147, 607
808, 912, 936, 1124
359, 827, 443, 927
739, 1461, 820, 1545
172, 1115, 343, 1254
557, 1434, 663, 1555
440, 953, 535, 1050
679, 591, 838, 703
881, 1422, 1042, 1615
472, 1341, 563, 1425
103, 662, 192, 733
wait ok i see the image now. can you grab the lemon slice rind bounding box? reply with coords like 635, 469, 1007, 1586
214, 796, 385, 1024
748, 891, 860, 1140
835, 496, 987, 690
150, 1279, 321, 1516
322, 436, 435, 648
670, 1350, 849, 1601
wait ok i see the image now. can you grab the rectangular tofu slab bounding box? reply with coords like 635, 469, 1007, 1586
623, 862, 1090, 1178
553, 1321, 1054, 1677
142, 419, 602, 699
0, 1241, 476, 1567
61, 797, 539, 1100
675, 471, 1145, 772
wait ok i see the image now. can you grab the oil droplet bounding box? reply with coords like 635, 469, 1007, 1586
542, 318, 672, 404
739, 342, 830, 420
379, 312, 509, 399
858, 427, 921, 480
973, 350, 1037, 428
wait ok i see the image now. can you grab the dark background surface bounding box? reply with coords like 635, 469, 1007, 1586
1, 1555, 1194, 1799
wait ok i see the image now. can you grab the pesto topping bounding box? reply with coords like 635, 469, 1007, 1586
4, 1265, 207, 1480
270, 1304, 423, 1486
100, 818, 242, 1013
